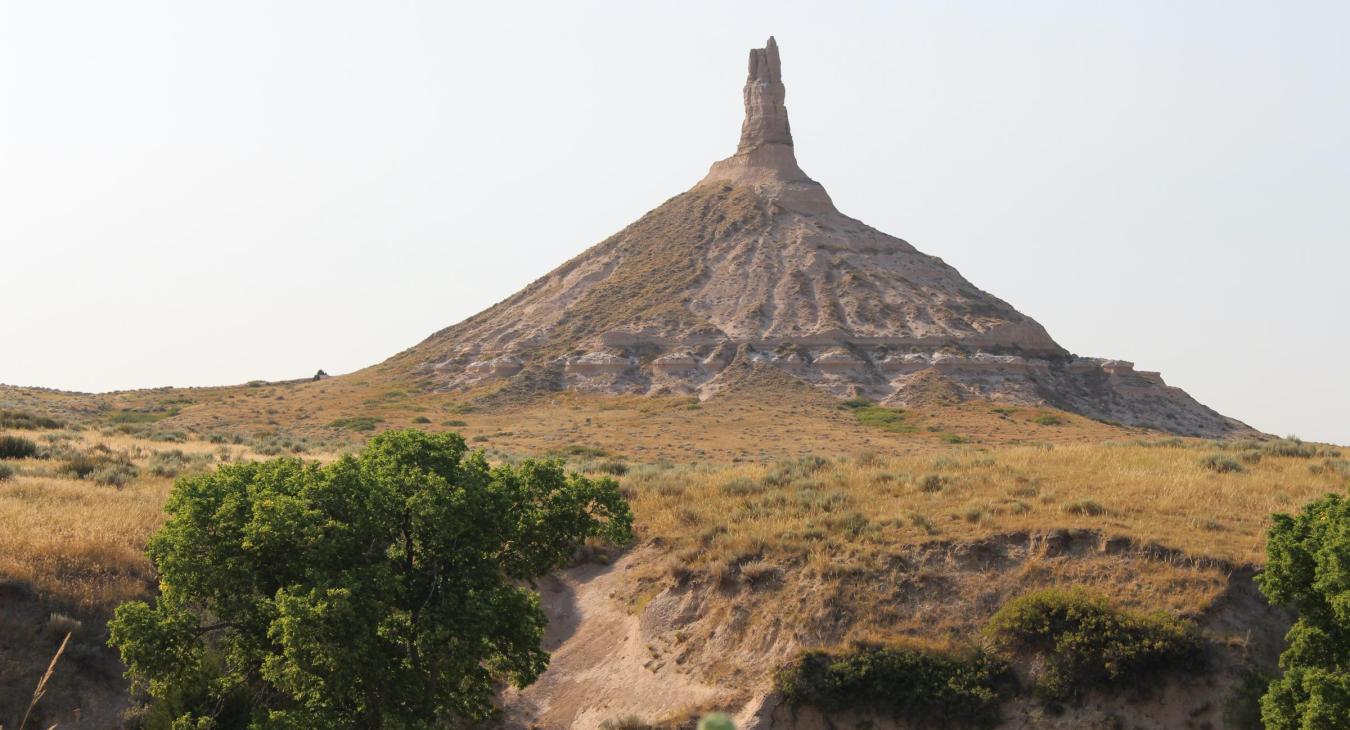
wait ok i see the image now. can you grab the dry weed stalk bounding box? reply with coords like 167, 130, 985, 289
17, 631, 70, 730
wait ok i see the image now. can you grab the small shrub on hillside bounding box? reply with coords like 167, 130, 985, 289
148, 450, 213, 478
939, 432, 970, 444
985, 588, 1205, 702
0, 435, 40, 459
1201, 454, 1244, 473
721, 477, 764, 497
763, 455, 829, 486
94, 462, 139, 487
1034, 414, 1065, 426
411, 416, 432, 424
599, 715, 652, 730
592, 459, 629, 476
0, 463, 15, 480
1263, 438, 1318, 459
107, 411, 161, 424
918, 474, 945, 493
1063, 499, 1107, 516
0, 409, 64, 430
776, 643, 1011, 727
840, 397, 873, 409
442, 419, 467, 427
328, 416, 382, 432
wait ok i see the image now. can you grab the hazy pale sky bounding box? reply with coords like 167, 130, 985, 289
2, 1, 1347, 443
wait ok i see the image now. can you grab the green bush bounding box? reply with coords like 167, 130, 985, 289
411, 416, 432, 424
0, 435, 39, 459
776, 643, 1010, 727
0, 463, 15, 481
442, 419, 468, 427
108, 430, 633, 728
1201, 454, 1244, 473
985, 588, 1204, 702
328, 416, 383, 432
1034, 414, 1065, 426
0, 409, 64, 430
1255, 492, 1350, 728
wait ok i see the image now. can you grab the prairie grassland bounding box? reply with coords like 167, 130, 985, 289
0, 428, 332, 614
621, 439, 1346, 571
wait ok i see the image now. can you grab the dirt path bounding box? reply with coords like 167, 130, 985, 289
499, 552, 722, 729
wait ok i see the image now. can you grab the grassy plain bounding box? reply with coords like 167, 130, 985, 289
1, 376, 1346, 725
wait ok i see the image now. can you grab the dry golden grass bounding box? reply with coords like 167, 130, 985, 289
0, 428, 336, 613
618, 439, 1345, 573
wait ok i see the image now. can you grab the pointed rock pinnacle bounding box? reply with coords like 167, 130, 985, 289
702, 37, 834, 213
738, 36, 792, 152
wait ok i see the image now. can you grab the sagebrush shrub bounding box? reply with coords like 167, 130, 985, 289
0, 435, 39, 459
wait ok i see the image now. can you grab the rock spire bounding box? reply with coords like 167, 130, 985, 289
702, 37, 834, 213
738, 36, 792, 151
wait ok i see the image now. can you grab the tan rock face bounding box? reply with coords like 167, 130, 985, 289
387, 38, 1250, 437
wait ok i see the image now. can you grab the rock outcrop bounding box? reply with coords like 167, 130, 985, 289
386, 38, 1249, 437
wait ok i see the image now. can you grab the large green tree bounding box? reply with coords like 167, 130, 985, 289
1257, 492, 1350, 729
109, 429, 632, 729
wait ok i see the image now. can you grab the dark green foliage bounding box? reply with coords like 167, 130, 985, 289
839, 397, 873, 409
441, 419, 467, 427
0, 435, 39, 459
328, 416, 382, 432
0, 463, 14, 480
411, 416, 432, 424
1223, 668, 1275, 730
1201, 454, 1244, 473
108, 430, 633, 729
0, 409, 64, 430
776, 643, 1011, 727
1034, 415, 1065, 426
1255, 492, 1350, 728
985, 588, 1205, 702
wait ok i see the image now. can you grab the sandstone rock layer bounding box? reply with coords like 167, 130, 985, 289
388, 38, 1248, 437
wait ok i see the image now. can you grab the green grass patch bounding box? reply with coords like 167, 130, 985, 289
853, 405, 917, 433
1034, 414, 1065, 426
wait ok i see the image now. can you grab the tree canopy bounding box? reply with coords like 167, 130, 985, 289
1256, 491, 1350, 729
109, 429, 633, 729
